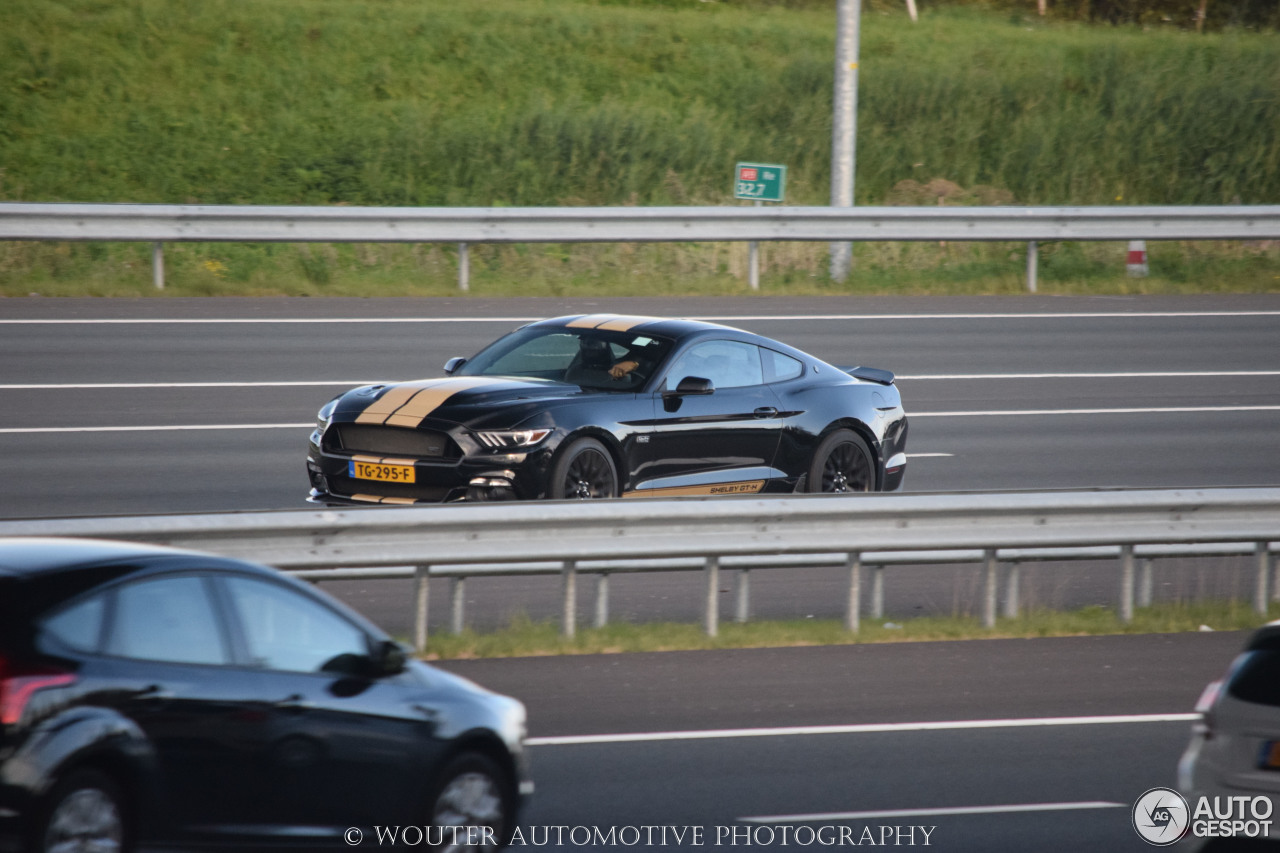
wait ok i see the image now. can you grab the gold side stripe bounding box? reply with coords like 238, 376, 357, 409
382, 377, 502, 429
354, 379, 446, 425
622, 480, 766, 499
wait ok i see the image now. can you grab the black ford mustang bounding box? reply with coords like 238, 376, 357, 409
306, 314, 907, 504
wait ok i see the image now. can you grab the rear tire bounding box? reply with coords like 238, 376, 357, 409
549, 438, 618, 499
427, 752, 515, 851
39, 769, 129, 853
806, 429, 874, 493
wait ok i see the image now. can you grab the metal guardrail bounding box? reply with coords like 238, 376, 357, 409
3, 202, 1279, 291
1, 488, 1277, 649
4, 202, 1280, 243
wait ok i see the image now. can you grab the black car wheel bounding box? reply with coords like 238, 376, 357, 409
428, 753, 514, 851
807, 429, 874, 493
549, 438, 618, 499
39, 769, 128, 853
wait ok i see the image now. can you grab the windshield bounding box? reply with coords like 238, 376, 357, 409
457, 327, 675, 391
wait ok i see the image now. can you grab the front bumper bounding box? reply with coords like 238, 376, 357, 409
307, 424, 556, 505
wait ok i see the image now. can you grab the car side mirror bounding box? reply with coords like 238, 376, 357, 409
373, 640, 408, 676
664, 376, 714, 398
443, 357, 467, 375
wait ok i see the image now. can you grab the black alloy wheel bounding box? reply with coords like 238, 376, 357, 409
550, 438, 618, 499
807, 429, 874, 494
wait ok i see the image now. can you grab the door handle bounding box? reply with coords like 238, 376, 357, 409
136, 685, 174, 703
753, 407, 778, 418
272, 694, 313, 712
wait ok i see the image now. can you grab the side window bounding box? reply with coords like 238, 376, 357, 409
223, 576, 370, 675
108, 576, 228, 665
763, 348, 804, 383
664, 341, 764, 390
42, 594, 107, 653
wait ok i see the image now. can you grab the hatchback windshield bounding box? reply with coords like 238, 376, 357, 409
458, 327, 675, 391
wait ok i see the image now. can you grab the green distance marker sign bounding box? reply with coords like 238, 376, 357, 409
734, 162, 787, 202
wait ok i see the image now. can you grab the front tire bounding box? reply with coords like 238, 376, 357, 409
39, 769, 129, 853
806, 429, 874, 493
427, 752, 515, 851
549, 437, 618, 499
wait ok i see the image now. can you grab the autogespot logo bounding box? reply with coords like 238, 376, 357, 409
1133, 788, 1191, 846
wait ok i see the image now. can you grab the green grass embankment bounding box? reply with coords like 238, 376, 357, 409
2, 0, 1278, 296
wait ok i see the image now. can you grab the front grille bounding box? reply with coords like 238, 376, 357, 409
328, 476, 453, 503
326, 424, 460, 459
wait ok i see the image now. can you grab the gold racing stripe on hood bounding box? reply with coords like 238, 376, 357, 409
382, 377, 507, 428
354, 379, 446, 425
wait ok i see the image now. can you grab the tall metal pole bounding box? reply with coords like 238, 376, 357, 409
829, 0, 861, 282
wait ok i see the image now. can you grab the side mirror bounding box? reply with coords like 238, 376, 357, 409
373, 640, 408, 676
663, 376, 714, 398
443, 357, 467, 375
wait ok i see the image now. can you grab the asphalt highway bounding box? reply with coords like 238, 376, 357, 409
3, 294, 1276, 631
437, 632, 1248, 851
2, 294, 1278, 850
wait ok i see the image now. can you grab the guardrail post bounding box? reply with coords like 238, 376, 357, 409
845, 552, 862, 633
705, 556, 720, 637
983, 550, 998, 628
1138, 559, 1154, 608
595, 573, 609, 628
450, 577, 466, 634
1004, 563, 1020, 619
1025, 241, 1037, 293
413, 565, 431, 651
735, 569, 751, 624
1256, 542, 1271, 616
870, 566, 884, 619
152, 242, 165, 290
561, 561, 577, 638
458, 243, 470, 293
1120, 545, 1135, 624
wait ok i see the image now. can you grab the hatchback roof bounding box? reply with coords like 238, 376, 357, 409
0, 537, 182, 577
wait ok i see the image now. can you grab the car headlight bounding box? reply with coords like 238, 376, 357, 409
316, 398, 339, 429
476, 429, 551, 449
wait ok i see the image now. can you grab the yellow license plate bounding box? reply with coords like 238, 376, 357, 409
349, 460, 416, 483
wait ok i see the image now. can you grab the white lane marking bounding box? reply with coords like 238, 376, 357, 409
913, 405, 1280, 417
524, 713, 1198, 746
1, 310, 1279, 325
909, 453, 953, 458
5, 404, 1279, 434
898, 370, 1280, 380
4, 370, 1278, 390
741, 801, 1126, 823
0, 424, 313, 434
0, 381, 377, 390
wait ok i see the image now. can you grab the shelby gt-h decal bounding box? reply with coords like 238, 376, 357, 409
307, 314, 908, 504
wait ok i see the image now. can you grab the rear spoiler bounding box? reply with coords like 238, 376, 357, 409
842, 366, 896, 386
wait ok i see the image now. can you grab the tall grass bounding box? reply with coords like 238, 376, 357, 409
2, 0, 1278, 295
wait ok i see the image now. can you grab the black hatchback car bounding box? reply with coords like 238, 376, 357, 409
0, 538, 530, 853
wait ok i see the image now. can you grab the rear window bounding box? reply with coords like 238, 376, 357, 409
1228, 651, 1280, 706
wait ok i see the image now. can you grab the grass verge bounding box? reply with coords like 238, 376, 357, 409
419, 601, 1269, 659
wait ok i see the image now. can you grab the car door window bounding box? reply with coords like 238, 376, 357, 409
223, 576, 371, 674
665, 341, 764, 390
108, 575, 229, 665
